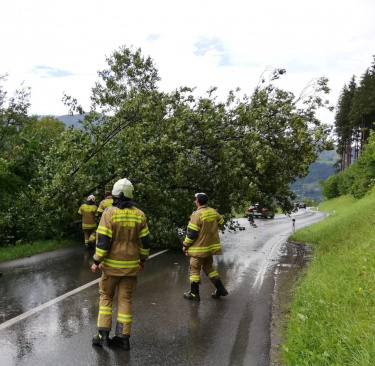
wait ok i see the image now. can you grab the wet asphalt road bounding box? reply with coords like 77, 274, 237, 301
0, 209, 326, 366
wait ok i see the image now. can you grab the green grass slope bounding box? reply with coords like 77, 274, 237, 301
283, 193, 375, 365
0, 240, 78, 263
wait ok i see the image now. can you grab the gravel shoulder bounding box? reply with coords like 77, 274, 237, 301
269, 241, 313, 365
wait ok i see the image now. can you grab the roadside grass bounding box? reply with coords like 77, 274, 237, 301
0, 240, 79, 263
317, 194, 358, 214
283, 193, 375, 365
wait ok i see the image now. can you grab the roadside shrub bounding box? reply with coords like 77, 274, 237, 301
322, 173, 340, 199
337, 165, 355, 196
322, 130, 375, 200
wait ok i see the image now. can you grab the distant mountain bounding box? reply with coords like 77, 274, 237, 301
56, 114, 84, 128
290, 148, 339, 202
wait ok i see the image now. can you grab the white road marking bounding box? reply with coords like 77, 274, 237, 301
251, 234, 288, 292
0, 249, 169, 331
251, 211, 326, 292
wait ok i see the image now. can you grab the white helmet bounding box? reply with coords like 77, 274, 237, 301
87, 194, 95, 202
112, 178, 134, 198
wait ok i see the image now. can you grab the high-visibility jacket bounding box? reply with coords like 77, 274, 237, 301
97, 196, 113, 214
183, 205, 224, 258
94, 205, 151, 276
78, 204, 98, 229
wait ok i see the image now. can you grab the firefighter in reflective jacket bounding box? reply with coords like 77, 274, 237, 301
97, 190, 113, 218
91, 178, 150, 350
78, 195, 98, 248
182, 192, 228, 301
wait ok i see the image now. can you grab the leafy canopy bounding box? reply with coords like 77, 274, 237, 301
0, 46, 333, 247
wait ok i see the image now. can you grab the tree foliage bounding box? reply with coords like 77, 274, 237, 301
0, 46, 334, 247
334, 56, 375, 169
0, 75, 39, 244
322, 130, 375, 200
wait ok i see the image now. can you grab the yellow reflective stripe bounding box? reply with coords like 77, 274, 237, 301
112, 217, 142, 224
96, 247, 108, 256
111, 214, 143, 223
188, 223, 200, 231
190, 275, 201, 282
184, 237, 194, 244
103, 258, 139, 268
78, 209, 82, 214
201, 211, 217, 221
201, 211, 216, 217
99, 309, 112, 315
117, 313, 132, 323
208, 270, 219, 278
97, 208, 104, 213
139, 227, 149, 238
187, 244, 221, 253
82, 223, 96, 228
97, 225, 113, 238
219, 217, 224, 225
140, 248, 150, 255
98, 307, 112, 327
82, 205, 97, 212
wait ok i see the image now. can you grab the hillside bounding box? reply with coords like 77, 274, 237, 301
290, 148, 339, 202
281, 193, 375, 364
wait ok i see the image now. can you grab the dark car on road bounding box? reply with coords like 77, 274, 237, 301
299, 202, 306, 209
248, 202, 275, 219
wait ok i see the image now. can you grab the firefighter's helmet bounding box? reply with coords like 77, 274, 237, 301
112, 178, 134, 199
195, 192, 208, 205
87, 194, 95, 202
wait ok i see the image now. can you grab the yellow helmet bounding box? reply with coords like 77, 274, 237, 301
112, 178, 134, 198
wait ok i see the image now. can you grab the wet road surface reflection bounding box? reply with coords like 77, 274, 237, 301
0, 247, 99, 323
0, 210, 326, 365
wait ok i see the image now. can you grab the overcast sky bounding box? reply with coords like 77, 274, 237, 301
1, 0, 374, 125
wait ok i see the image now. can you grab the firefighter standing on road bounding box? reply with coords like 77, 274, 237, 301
182, 193, 228, 301
91, 178, 151, 350
78, 195, 98, 248
97, 190, 113, 218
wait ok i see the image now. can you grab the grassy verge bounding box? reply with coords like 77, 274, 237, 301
0, 240, 79, 263
282, 193, 375, 365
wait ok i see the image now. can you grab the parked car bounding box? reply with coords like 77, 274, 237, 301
299, 202, 306, 209
248, 202, 275, 219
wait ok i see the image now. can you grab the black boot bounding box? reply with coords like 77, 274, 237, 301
211, 279, 228, 298
109, 335, 130, 350
109, 322, 130, 350
87, 240, 95, 249
184, 282, 200, 301
92, 330, 109, 346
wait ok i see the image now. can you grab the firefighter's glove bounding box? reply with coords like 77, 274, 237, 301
139, 260, 145, 270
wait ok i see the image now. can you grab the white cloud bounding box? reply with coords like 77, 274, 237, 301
0, 0, 374, 121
